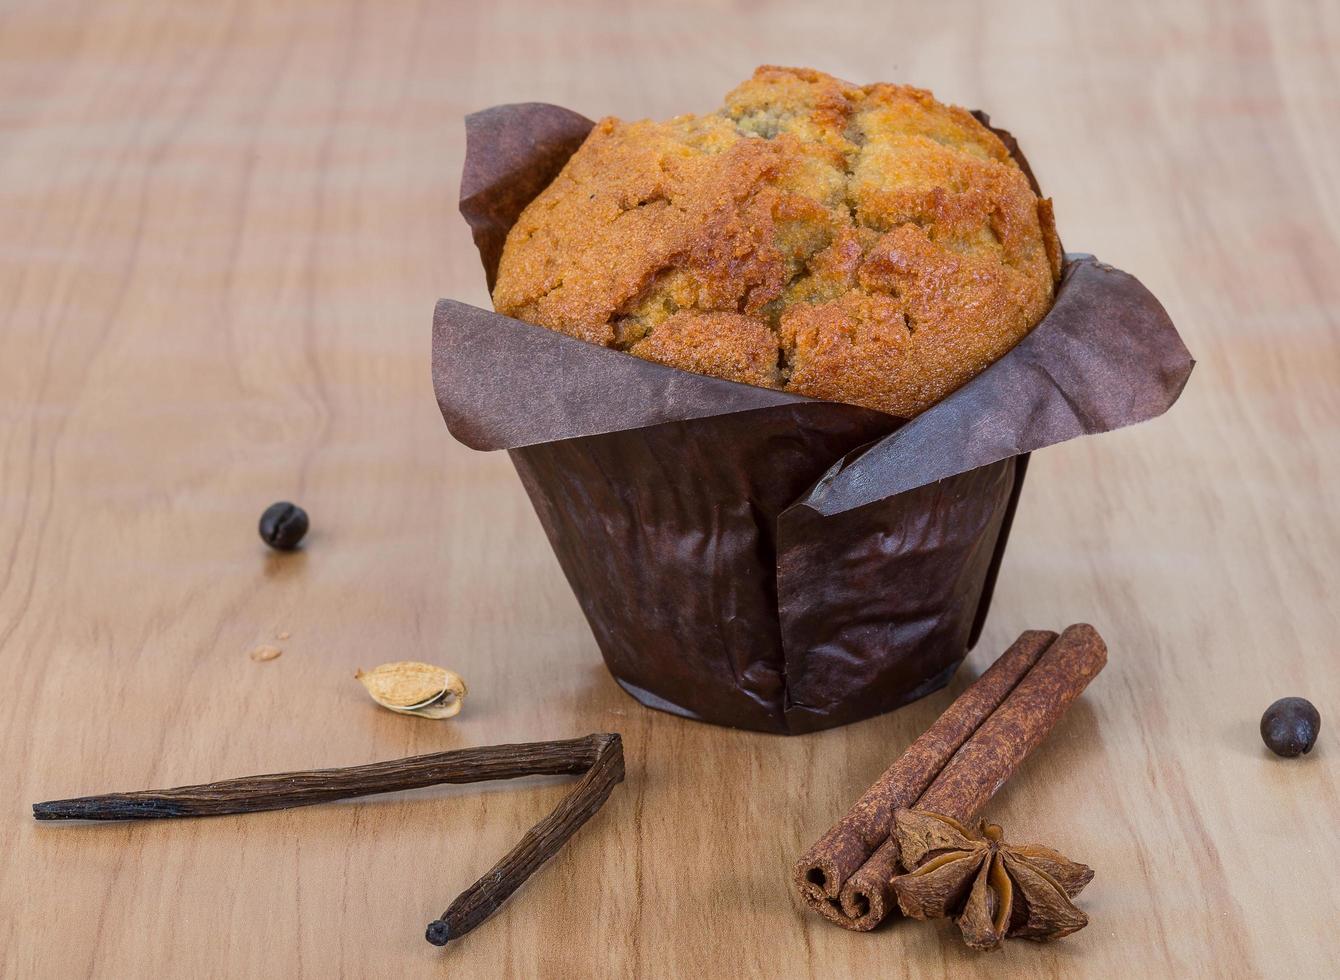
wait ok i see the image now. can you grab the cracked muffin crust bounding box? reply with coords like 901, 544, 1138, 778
492, 66, 1062, 419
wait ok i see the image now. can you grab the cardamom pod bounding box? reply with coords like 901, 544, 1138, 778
354, 661, 467, 719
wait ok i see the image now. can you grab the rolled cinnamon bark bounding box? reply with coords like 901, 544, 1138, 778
792, 630, 1057, 928
837, 834, 904, 930
837, 624, 1106, 929
915, 623, 1107, 823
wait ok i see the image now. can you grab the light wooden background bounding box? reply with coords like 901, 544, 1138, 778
3, 1, 1336, 976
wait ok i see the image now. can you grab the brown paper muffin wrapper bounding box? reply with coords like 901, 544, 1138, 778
432, 103, 1193, 734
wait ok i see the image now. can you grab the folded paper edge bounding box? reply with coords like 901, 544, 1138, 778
434, 252, 1193, 505
432, 298, 825, 451
461, 103, 596, 291
792, 255, 1194, 517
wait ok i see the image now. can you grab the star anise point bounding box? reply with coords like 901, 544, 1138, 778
889, 809, 1093, 951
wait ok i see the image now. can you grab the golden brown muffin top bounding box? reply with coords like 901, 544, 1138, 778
492, 66, 1062, 418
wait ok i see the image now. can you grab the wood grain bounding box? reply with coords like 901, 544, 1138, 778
2, 1, 1337, 976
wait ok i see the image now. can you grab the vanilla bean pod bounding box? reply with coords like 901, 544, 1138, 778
33, 735, 610, 820
426, 731, 624, 945
34, 733, 625, 946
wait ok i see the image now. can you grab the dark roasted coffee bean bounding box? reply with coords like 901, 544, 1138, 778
1260, 697, 1320, 758
258, 501, 309, 551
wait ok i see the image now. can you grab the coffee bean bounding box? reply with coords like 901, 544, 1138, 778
258, 501, 309, 551
1260, 697, 1320, 757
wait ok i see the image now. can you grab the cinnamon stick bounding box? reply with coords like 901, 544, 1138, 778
840, 625, 1106, 929
793, 630, 1057, 929
915, 624, 1106, 823
836, 831, 905, 929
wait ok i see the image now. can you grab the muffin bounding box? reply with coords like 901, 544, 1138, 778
437, 90, 1192, 733
491, 66, 1063, 419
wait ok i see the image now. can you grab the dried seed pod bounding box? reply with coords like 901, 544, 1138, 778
355, 662, 467, 719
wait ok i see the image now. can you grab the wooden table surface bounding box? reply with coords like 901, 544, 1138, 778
3, 1, 1337, 976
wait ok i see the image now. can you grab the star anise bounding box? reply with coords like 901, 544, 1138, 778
889, 808, 1093, 951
